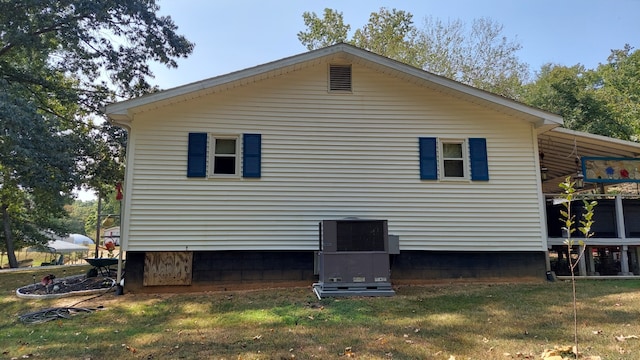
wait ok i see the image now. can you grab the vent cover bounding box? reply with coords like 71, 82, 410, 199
329, 65, 352, 91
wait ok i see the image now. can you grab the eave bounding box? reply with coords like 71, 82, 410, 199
105, 43, 563, 129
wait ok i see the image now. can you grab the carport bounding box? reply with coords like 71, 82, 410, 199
539, 127, 640, 277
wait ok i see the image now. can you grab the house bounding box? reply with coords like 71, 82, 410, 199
103, 226, 120, 246
105, 44, 639, 293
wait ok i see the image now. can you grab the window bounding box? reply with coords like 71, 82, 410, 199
441, 140, 466, 179
211, 136, 239, 175
187, 133, 262, 179
418, 137, 489, 181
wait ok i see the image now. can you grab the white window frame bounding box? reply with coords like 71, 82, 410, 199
209, 134, 240, 177
439, 139, 468, 180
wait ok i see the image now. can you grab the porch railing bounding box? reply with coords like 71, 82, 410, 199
545, 194, 640, 276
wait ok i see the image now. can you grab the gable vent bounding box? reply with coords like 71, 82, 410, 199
329, 65, 352, 91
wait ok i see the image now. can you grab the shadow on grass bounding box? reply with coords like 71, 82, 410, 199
2, 276, 640, 359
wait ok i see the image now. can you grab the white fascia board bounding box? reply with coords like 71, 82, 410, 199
104, 45, 346, 121
552, 127, 640, 153
341, 45, 564, 127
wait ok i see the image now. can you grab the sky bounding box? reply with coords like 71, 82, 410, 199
146, 0, 640, 89
76, 0, 639, 201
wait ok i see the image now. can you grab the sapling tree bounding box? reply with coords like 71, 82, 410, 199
558, 176, 597, 357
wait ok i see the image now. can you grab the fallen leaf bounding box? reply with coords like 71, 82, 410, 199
344, 346, 355, 358
615, 335, 639, 342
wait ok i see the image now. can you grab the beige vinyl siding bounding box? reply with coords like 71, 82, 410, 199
125, 62, 544, 252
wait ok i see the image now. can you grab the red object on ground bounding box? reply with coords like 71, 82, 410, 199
41, 274, 55, 286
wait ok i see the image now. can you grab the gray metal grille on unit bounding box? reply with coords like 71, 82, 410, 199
329, 65, 352, 91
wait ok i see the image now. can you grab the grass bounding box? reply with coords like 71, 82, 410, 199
1, 267, 640, 359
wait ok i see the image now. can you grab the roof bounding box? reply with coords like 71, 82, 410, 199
105, 43, 563, 129
540, 127, 640, 193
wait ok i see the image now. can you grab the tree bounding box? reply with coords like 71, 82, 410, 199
351, 8, 426, 68
558, 177, 596, 357
64, 200, 96, 235
1, 67, 82, 262
298, 9, 350, 51
0, 0, 194, 268
420, 17, 529, 99
593, 45, 640, 138
83, 189, 121, 239
298, 8, 529, 99
522, 46, 638, 140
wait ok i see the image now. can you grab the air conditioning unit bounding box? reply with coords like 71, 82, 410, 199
313, 219, 395, 298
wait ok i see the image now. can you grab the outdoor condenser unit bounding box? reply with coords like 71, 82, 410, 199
312, 218, 395, 298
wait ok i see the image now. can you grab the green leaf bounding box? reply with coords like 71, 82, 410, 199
0, 0, 193, 267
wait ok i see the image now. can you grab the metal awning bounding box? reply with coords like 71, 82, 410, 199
539, 127, 640, 193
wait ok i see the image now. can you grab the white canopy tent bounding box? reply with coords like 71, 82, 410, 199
26, 240, 90, 266
43, 240, 90, 253
28, 240, 89, 255
61, 233, 95, 245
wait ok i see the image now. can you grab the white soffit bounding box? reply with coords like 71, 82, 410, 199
539, 127, 640, 182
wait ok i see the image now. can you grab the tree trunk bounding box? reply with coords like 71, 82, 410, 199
1, 203, 18, 268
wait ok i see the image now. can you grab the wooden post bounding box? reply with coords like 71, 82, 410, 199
586, 246, 596, 275
615, 195, 631, 275
620, 245, 631, 275
578, 247, 587, 276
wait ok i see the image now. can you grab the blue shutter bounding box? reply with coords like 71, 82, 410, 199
243, 133, 261, 178
469, 138, 489, 181
187, 132, 207, 178
419, 137, 438, 180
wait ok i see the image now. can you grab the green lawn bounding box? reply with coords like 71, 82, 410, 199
1, 267, 640, 359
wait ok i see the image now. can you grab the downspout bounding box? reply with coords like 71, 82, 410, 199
109, 117, 132, 295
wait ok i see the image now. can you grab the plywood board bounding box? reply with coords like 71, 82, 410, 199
143, 252, 193, 286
